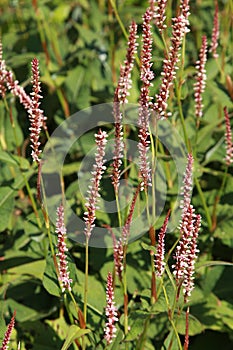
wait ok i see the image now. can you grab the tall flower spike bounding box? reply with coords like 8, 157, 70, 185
28, 58, 46, 163
56, 204, 73, 292
224, 107, 233, 166
117, 21, 138, 104
153, 0, 168, 32
183, 213, 201, 303
0, 311, 16, 350
194, 35, 208, 123
111, 22, 138, 190
0, 40, 7, 98
112, 233, 124, 282
209, 2, 219, 59
173, 205, 199, 290
155, 209, 170, 277
104, 272, 118, 345
138, 8, 154, 191
154, 8, 190, 118
84, 130, 108, 239
180, 153, 194, 220
180, 0, 191, 32
111, 89, 124, 192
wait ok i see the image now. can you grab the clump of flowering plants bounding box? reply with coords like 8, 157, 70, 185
0, 0, 233, 349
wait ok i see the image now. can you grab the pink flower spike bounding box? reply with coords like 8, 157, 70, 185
117, 21, 138, 104
155, 209, 171, 277
28, 58, 46, 163
112, 233, 124, 282
56, 204, 73, 292
84, 129, 108, 239
111, 91, 124, 192
0, 311, 16, 350
104, 272, 118, 345
0, 41, 7, 98
154, 12, 189, 118
183, 213, 201, 303
180, 0, 191, 32
209, 2, 219, 59
153, 0, 168, 32
194, 35, 208, 122
224, 107, 233, 166
173, 204, 201, 302
138, 7, 154, 191
180, 153, 194, 220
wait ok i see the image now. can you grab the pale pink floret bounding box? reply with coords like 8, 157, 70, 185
194, 36, 208, 120
155, 209, 170, 277
56, 204, 73, 292
104, 272, 118, 345
224, 107, 233, 166
84, 130, 108, 239
0, 311, 16, 350
209, 2, 219, 59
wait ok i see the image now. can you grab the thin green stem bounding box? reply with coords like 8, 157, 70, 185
194, 176, 212, 230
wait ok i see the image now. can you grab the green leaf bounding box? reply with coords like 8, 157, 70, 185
61, 325, 91, 350
0, 186, 15, 231
42, 254, 61, 297
176, 310, 204, 336
125, 311, 148, 341
141, 242, 156, 254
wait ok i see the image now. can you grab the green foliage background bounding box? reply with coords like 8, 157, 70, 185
0, 0, 233, 349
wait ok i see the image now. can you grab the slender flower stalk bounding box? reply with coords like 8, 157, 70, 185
194, 36, 208, 123
104, 272, 118, 345
154, 7, 190, 118
117, 21, 138, 104
84, 130, 108, 239
154, 209, 170, 277
138, 8, 154, 191
28, 58, 45, 163
0, 311, 16, 350
184, 307, 190, 350
209, 1, 219, 59
56, 204, 73, 292
224, 107, 233, 166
